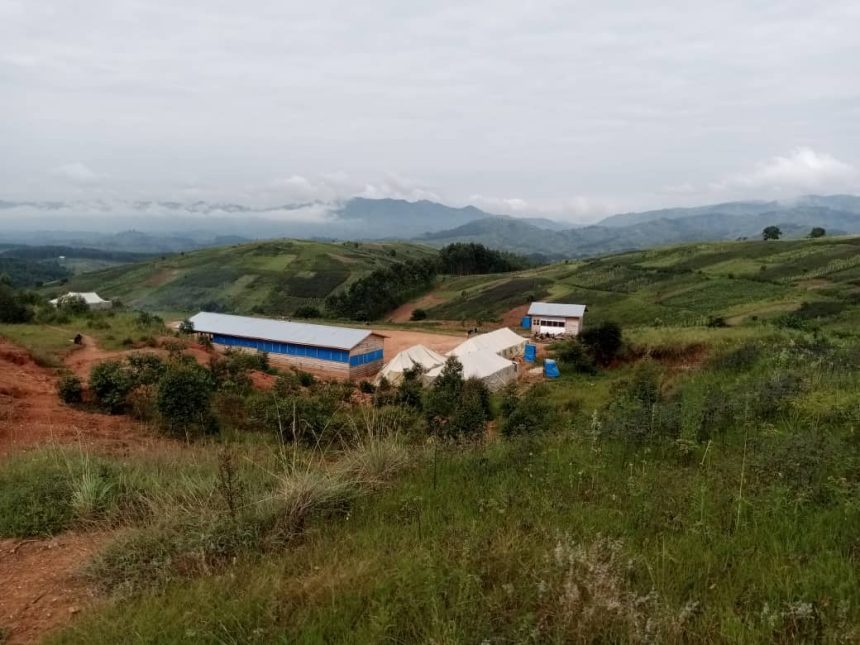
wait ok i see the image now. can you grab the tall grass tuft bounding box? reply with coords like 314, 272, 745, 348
275, 468, 358, 532
70, 461, 116, 522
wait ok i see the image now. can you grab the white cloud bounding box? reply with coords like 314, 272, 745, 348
468, 195, 531, 214
718, 148, 857, 192
358, 173, 440, 202
51, 162, 101, 184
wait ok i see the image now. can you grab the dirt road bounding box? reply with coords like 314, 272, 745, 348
376, 328, 463, 360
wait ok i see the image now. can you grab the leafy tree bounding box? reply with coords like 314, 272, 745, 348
448, 378, 492, 438
762, 226, 782, 240
424, 359, 492, 438
57, 294, 89, 316
809, 227, 826, 238
157, 363, 215, 438
178, 319, 195, 334
410, 308, 427, 321
579, 321, 623, 366
424, 357, 464, 429
396, 365, 425, 409
0, 283, 33, 323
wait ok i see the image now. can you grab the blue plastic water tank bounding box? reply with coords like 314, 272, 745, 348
524, 343, 537, 362
521, 315, 532, 329
544, 359, 560, 378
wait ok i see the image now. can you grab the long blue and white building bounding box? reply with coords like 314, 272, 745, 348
188, 311, 385, 379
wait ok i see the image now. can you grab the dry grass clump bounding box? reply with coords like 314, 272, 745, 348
537, 536, 665, 643
276, 467, 358, 532
336, 438, 411, 488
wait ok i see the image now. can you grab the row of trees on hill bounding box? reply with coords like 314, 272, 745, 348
762, 226, 826, 241
436, 243, 528, 275
325, 258, 438, 321
326, 243, 531, 321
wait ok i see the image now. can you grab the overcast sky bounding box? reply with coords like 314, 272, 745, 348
2, 0, 859, 221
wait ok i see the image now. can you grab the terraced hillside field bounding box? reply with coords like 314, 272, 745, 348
58, 240, 436, 316
421, 236, 860, 332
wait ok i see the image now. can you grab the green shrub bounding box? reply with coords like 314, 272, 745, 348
57, 373, 84, 404
156, 363, 216, 439
553, 339, 596, 373
501, 385, 553, 437
126, 353, 166, 386
89, 360, 134, 414
293, 305, 321, 319
410, 308, 427, 321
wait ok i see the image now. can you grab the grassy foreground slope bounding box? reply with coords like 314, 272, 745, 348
58, 239, 435, 316
424, 235, 860, 330
2, 236, 858, 643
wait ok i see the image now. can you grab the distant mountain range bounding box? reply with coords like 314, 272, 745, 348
2, 194, 859, 257
420, 195, 860, 258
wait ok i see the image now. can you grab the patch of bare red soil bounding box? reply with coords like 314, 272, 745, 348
387, 293, 445, 323
0, 339, 158, 458
0, 532, 109, 644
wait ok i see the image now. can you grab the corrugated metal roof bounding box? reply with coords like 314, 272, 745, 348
188, 312, 374, 351
527, 302, 586, 318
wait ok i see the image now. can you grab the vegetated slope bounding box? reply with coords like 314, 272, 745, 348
0, 246, 154, 287
58, 239, 437, 316
422, 236, 860, 327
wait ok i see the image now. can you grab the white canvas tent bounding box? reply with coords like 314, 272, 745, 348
49, 291, 112, 310
427, 350, 517, 391
375, 344, 446, 385
448, 327, 526, 359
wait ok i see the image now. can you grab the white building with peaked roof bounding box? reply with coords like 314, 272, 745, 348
188, 311, 385, 379
527, 302, 586, 337
50, 291, 112, 310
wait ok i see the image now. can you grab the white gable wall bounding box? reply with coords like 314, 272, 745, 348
533, 315, 580, 336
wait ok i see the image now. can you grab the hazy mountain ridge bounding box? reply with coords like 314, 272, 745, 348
3, 194, 860, 256
422, 197, 860, 258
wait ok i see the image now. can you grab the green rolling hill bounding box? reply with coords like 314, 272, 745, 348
418, 235, 860, 333
53, 234, 860, 337
56, 239, 436, 316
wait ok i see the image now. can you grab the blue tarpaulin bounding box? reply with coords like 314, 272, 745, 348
521, 316, 532, 329
544, 359, 560, 378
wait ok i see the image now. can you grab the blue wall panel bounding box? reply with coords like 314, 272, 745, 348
349, 349, 383, 367
211, 334, 349, 363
